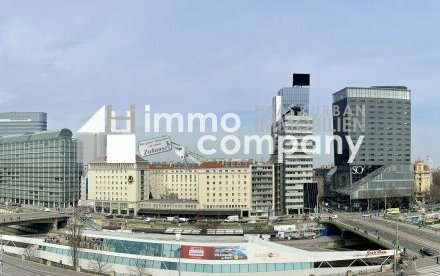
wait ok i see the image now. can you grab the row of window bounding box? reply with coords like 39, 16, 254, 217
41, 243, 310, 273
204, 204, 248, 208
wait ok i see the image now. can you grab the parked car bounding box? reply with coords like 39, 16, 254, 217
43, 208, 51, 212
274, 217, 284, 223
104, 213, 113, 218
143, 217, 154, 222
248, 220, 257, 224
188, 218, 197, 224
330, 214, 338, 219
178, 217, 189, 222
420, 247, 435, 256
165, 216, 177, 222
362, 213, 371, 218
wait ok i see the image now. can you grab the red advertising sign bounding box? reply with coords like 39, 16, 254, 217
180, 245, 247, 260
180, 246, 215, 260
366, 249, 387, 256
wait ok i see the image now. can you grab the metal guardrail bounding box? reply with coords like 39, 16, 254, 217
324, 219, 394, 250
0, 212, 69, 224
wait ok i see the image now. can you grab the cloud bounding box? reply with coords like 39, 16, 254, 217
0, 90, 15, 105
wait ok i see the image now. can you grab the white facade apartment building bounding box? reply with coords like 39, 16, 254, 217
87, 156, 149, 215
149, 163, 198, 200
251, 163, 275, 217
149, 160, 253, 216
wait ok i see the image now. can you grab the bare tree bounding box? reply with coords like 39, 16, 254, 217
160, 187, 179, 200
88, 253, 113, 275
128, 259, 152, 276
367, 189, 381, 211
431, 171, 440, 203
384, 186, 401, 208
24, 244, 39, 262
67, 215, 84, 268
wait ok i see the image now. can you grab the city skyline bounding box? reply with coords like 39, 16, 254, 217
0, 3, 439, 275
0, 1, 439, 166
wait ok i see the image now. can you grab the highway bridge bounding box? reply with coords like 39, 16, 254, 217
326, 213, 440, 274
0, 212, 69, 232
327, 213, 440, 255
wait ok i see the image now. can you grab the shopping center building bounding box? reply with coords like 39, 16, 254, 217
2, 230, 395, 275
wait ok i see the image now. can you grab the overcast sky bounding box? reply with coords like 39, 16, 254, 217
0, 1, 439, 167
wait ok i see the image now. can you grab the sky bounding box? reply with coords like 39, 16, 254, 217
0, 1, 439, 167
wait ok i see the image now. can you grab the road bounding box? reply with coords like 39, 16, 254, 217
1, 254, 90, 276
336, 213, 440, 254
334, 213, 440, 275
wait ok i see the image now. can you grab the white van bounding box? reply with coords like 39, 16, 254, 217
224, 215, 240, 222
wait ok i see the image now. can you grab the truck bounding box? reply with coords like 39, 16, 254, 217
224, 215, 240, 223
386, 208, 400, 214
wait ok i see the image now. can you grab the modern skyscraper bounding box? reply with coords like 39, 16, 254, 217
0, 112, 47, 137
331, 86, 413, 209
77, 133, 107, 164
0, 129, 81, 207
273, 108, 314, 214
271, 74, 315, 215
272, 74, 310, 123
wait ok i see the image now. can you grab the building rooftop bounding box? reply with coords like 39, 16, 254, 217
142, 199, 198, 204
333, 86, 411, 102
149, 160, 253, 170
82, 230, 249, 244
0, 128, 72, 144
90, 155, 147, 163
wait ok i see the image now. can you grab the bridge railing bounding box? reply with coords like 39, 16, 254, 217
323, 218, 395, 250
0, 212, 68, 224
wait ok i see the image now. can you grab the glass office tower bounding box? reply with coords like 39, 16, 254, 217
0, 129, 81, 207
0, 112, 47, 137
331, 86, 413, 206
276, 86, 310, 115
271, 74, 314, 215
272, 74, 310, 127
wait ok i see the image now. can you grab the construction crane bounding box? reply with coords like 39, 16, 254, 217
172, 142, 205, 169
138, 136, 204, 170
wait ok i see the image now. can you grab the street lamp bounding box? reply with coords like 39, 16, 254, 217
177, 246, 182, 276
0, 228, 3, 276
394, 216, 400, 275
316, 193, 320, 220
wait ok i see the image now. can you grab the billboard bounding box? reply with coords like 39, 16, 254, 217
138, 136, 172, 157
292, 73, 310, 86
180, 245, 247, 260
